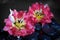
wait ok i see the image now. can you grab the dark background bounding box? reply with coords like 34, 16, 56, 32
0, 0, 60, 40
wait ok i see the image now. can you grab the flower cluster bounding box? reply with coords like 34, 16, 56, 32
3, 3, 54, 37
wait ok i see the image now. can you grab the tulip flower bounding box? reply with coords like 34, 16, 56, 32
28, 2, 54, 25
3, 9, 35, 37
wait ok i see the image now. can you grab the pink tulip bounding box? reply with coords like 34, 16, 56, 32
28, 2, 54, 25
3, 9, 35, 37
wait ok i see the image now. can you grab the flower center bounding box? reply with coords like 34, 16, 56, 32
34, 10, 44, 21
14, 19, 26, 29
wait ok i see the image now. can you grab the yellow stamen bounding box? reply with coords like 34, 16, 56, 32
14, 19, 26, 29
34, 10, 44, 21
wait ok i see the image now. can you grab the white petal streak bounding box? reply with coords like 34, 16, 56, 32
39, 9, 42, 13
44, 4, 48, 8
9, 16, 15, 23
9, 9, 15, 23
10, 9, 14, 15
